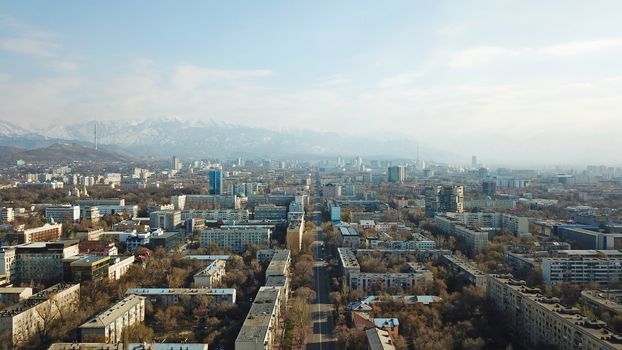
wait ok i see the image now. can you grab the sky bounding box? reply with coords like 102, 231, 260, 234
1, 1, 622, 165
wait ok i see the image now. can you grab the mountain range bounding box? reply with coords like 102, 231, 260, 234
0, 118, 453, 161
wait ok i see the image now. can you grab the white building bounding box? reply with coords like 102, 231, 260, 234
193, 259, 226, 288
80, 295, 146, 343
45, 205, 80, 222
235, 286, 282, 350
199, 225, 272, 253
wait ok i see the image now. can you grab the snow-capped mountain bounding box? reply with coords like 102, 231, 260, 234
1, 117, 453, 160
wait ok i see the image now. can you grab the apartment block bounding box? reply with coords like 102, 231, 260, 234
0, 283, 80, 347
348, 270, 433, 293
254, 204, 287, 221
199, 225, 272, 253
11, 223, 63, 244
235, 286, 282, 350
126, 288, 236, 306
0, 246, 16, 283
265, 249, 290, 279
0, 208, 14, 223
193, 259, 226, 288
80, 295, 146, 343
541, 250, 622, 286
442, 254, 488, 291
14, 240, 79, 284
149, 210, 182, 231
45, 205, 80, 223
434, 215, 488, 255
487, 274, 622, 350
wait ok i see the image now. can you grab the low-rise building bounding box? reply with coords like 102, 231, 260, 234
199, 225, 272, 253
126, 288, 236, 306
254, 204, 287, 221
107, 256, 135, 280
45, 205, 80, 223
366, 328, 396, 350
11, 223, 63, 244
336, 223, 361, 249
193, 259, 226, 288
0, 287, 32, 304
0, 283, 80, 347
79, 295, 146, 343
149, 211, 182, 231
442, 254, 488, 290
235, 286, 281, 350
15, 240, 79, 284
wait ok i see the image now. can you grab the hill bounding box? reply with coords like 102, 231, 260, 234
7, 143, 130, 163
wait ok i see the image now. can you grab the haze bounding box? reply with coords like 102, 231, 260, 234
1, 1, 622, 165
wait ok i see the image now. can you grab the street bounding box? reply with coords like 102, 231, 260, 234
306, 175, 336, 350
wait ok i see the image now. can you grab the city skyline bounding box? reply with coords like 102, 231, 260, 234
1, 1, 622, 165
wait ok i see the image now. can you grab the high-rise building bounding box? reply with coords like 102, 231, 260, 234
387, 165, 406, 183
208, 169, 223, 195
435, 185, 464, 213
171, 156, 181, 171
471, 155, 478, 167
482, 179, 497, 197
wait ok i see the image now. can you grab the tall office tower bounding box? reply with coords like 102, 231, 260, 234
471, 155, 478, 168
208, 169, 223, 195
171, 156, 181, 171
482, 179, 497, 197
436, 185, 464, 213
387, 165, 406, 183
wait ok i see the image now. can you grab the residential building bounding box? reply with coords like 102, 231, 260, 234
387, 165, 406, 184
193, 259, 226, 288
323, 183, 342, 199
181, 209, 250, 223
107, 256, 135, 280
48, 343, 209, 350
581, 289, 622, 317
64, 255, 111, 282
235, 286, 281, 350
558, 227, 622, 250
0, 208, 14, 223
0, 246, 16, 283
79, 241, 118, 256
366, 328, 397, 350
541, 250, 622, 286
286, 216, 304, 253
336, 222, 361, 249
254, 204, 287, 221
435, 185, 464, 213
149, 210, 182, 231
265, 249, 290, 279
126, 288, 236, 306
14, 240, 79, 284
348, 270, 433, 293
328, 200, 341, 222
434, 215, 489, 255
172, 194, 240, 210
0, 283, 80, 347
80, 206, 100, 223
0, 287, 32, 304
487, 274, 622, 350
11, 223, 63, 244
148, 231, 183, 251
442, 254, 488, 290
199, 225, 272, 253
76, 199, 138, 217
79, 295, 146, 343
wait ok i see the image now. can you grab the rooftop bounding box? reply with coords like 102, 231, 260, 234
236, 286, 281, 343
126, 288, 235, 296
80, 295, 145, 328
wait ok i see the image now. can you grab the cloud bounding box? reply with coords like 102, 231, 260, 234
541, 38, 622, 56
171, 64, 272, 90
448, 47, 518, 68
0, 37, 56, 57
